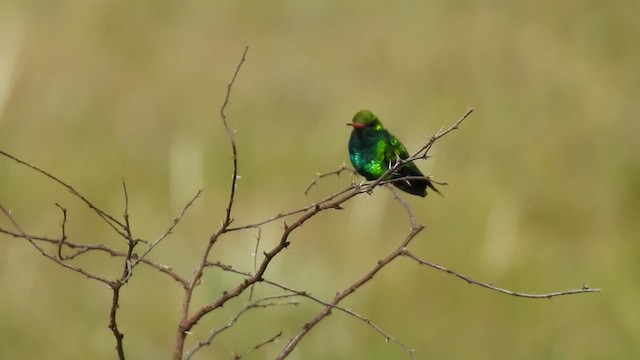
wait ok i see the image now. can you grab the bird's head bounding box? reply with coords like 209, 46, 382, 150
347, 110, 383, 131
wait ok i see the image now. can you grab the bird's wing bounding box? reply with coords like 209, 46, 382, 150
384, 131, 424, 177
384, 131, 411, 161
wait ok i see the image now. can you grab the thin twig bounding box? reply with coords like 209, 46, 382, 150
276, 226, 424, 360
248, 228, 262, 302
233, 331, 283, 360
208, 261, 415, 358
106, 180, 142, 360
54, 203, 68, 260
304, 163, 356, 196
133, 190, 202, 268
184, 294, 297, 360
388, 186, 417, 229
0, 150, 126, 236
123, 179, 131, 233
178, 182, 368, 357
418, 107, 474, 155
402, 250, 602, 299
108, 283, 126, 360
173, 46, 250, 360
120, 179, 136, 283
1, 200, 128, 360
226, 185, 355, 231
0, 226, 189, 287
0, 204, 112, 284
220, 46, 249, 228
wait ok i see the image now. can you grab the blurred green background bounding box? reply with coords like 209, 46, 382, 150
0, 1, 638, 359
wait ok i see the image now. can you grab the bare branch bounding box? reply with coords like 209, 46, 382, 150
0, 203, 112, 284
0, 150, 126, 236
173, 46, 250, 360
54, 203, 68, 260
208, 261, 415, 359
227, 206, 310, 231
417, 107, 474, 156
388, 186, 417, 229
108, 283, 126, 360
248, 228, 262, 302
1, 201, 129, 358
233, 331, 283, 360
226, 185, 356, 231
184, 294, 297, 360
276, 226, 424, 360
304, 163, 356, 196
402, 250, 602, 299
122, 179, 131, 231
133, 190, 202, 268
106, 180, 145, 360
220, 46, 249, 228
177, 184, 364, 356
0, 226, 189, 286
119, 180, 137, 283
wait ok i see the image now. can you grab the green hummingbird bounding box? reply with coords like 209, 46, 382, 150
347, 110, 439, 197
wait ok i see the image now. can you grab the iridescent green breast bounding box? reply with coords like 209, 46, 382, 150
348, 128, 391, 180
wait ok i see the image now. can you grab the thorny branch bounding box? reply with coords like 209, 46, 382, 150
208, 261, 416, 358
276, 226, 425, 360
0, 156, 200, 360
233, 331, 283, 360
106, 180, 139, 360
0, 47, 601, 360
402, 250, 601, 299
304, 162, 357, 196
54, 203, 68, 260
0, 149, 126, 236
132, 190, 202, 270
173, 46, 251, 360
220, 47, 248, 228
248, 228, 262, 302
0, 204, 112, 284
0, 225, 189, 286
184, 294, 297, 360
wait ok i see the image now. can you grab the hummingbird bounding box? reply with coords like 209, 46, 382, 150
347, 110, 439, 197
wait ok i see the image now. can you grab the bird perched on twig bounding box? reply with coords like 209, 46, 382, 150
347, 110, 439, 197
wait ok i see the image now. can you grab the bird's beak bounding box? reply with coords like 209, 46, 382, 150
347, 123, 366, 129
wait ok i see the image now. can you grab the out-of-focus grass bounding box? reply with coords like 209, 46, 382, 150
0, 1, 638, 359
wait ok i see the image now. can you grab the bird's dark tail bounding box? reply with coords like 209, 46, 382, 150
426, 179, 442, 197
391, 173, 442, 197
393, 179, 427, 197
